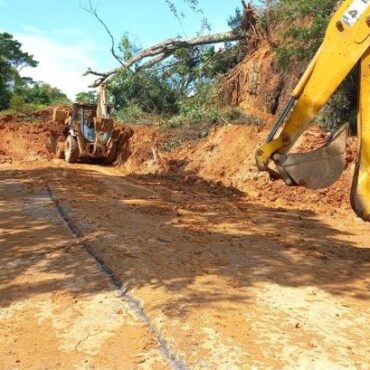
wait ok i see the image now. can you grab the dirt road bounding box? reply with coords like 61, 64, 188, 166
1, 160, 369, 369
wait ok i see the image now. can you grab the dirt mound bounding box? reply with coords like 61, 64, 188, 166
120, 123, 356, 214
213, 31, 353, 212
0, 109, 65, 163
0, 107, 356, 213
218, 41, 304, 121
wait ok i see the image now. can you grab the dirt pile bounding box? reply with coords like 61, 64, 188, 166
218, 41, 303, 120
0, 109, 65, 163
119, 123, 356, 214
0, 107, 357, 213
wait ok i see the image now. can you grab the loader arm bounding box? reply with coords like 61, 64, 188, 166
255, 0, 370, 220
97, 83, 109, 119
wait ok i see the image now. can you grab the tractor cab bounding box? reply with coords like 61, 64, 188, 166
69, 103, 113, 144
54, 84, 120, 164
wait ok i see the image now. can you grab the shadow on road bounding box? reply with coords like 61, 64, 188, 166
1, 164, 369, 314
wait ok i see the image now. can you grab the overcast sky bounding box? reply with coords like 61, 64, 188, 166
0, 0, 242, 99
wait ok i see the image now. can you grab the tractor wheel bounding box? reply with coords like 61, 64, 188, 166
55, 142, 65, 159
64, 135, 79, 163
103, 141, 118, 165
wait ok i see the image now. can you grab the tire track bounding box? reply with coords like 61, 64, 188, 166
46, 183, 189, 370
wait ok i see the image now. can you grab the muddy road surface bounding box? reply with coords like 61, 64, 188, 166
1, 160, 369, 369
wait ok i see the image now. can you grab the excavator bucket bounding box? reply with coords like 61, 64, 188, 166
273, 124, 349, 189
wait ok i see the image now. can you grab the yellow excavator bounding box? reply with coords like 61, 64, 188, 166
256, 0, 370, 221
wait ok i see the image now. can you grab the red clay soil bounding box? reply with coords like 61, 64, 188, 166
0, 108, 133, 164
119, 122, 357, 216
0, 109, 65, 163
218, 41, 304, 120
0, 108, 357, 215
1, 109, 369, 369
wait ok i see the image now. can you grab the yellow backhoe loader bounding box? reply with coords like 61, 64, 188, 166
256, 0, 370, 221
54, 84, 119, 164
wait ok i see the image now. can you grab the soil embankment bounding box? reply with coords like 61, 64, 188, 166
0, 108, 357, 216
0, 109, 369, 369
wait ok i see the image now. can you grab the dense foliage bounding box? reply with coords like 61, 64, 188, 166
0, 32, 38, 110
268, 0, 357, 129
10, 82, 69, 112
271, 0, 337, 67
75, 90, 97, 104
107, 33, 244, 124
0, 32, 69, 113
106, 0, 353, 129
1, 1, 356, 130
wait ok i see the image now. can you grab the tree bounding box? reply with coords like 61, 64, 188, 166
104, 32, 243, 118
79, 0, 269, 125
82, 1, 251, 87
79, 0, 254, 116
76, 90, 97, 104
9, 82, 69, 112
109, 68, 178, 114
0, 32, 38, 110
23, 82, 69, 105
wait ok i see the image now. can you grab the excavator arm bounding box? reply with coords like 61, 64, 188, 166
255, 0, 370, 221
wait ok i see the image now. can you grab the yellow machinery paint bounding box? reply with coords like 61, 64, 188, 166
351, 48, 370, 220
256, 0, 370, 221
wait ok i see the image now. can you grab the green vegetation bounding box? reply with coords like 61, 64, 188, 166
102, 0, 348, 130
272, 0, 337, 67
0, 32, 38, 110
75, 90, 97, 104
266, 0, 357, 129
0, 32, 69, 115
1, 81, 69, 115
10, 82, 69, 112
105, 32, 244, 126
1, 1, 355, 131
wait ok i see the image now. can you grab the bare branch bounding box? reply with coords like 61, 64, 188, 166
84, 30, 244, 87
138, 52, 172, 70
81, 1, 127, 68
82, 68, 114, 78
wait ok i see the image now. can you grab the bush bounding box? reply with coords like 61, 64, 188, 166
161, 114, 185, 128
272, 0, 337, 68
109, 69, 179, 116
161, 107, 222, 128
23, 82, 69, 106
270, 0, 356, 130
115, 104, 144, 122
9, 95, 26, 112
160, 81, 223, 128
4, 81, 70, 114
223, 107, 243, 122
160, 107, 263, 129
222, 107, 263, 126
8, 94, 52, 115
114, 104, 160, 125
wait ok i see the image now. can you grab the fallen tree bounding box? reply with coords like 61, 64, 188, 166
84, 32, 245, 87
83, 1, 257, 87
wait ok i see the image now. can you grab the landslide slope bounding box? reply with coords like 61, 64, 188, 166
119, 122, 356, 216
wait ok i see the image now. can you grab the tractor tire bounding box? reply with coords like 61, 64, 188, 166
103, 141, 118, 165
64, 135, 79, 163
55, 142, 65, 159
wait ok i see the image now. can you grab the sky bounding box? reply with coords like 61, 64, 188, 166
0, 0, 242, 99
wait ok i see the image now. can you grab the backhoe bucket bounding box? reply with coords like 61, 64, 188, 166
273, 124, 349, 189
